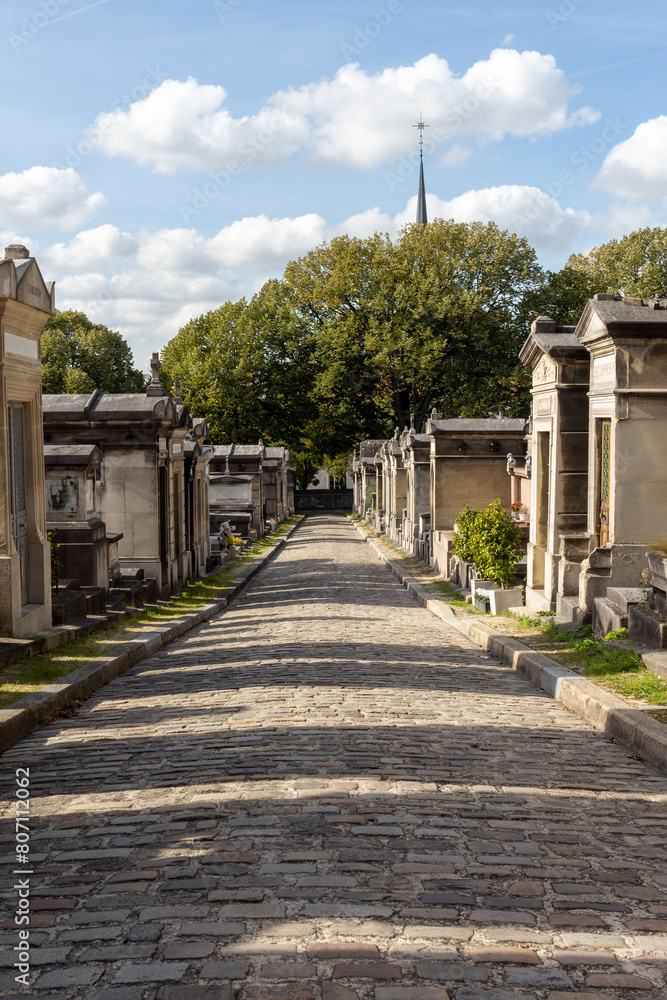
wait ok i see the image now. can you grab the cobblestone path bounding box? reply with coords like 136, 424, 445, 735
2, 513, 667, 1000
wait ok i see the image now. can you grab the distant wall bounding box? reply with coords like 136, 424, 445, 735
295, 490, 353, 510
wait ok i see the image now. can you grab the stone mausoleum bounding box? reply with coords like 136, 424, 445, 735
0, 245, 55, 637
43, 357, 210, 599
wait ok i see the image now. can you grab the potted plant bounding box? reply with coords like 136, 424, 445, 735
454, 499, 524, 613
510, 500, 524, 521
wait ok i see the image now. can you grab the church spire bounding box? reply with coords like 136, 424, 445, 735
414, 113, 429, 226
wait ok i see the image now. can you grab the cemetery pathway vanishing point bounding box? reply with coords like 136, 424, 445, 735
1, 512, 667, 1000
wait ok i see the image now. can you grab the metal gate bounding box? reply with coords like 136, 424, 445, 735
8, 402, 28, 604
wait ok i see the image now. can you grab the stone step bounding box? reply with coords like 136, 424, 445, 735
592, 596, 627, 637
606, 586, 650, 614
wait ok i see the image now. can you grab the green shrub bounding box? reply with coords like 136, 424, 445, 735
452, 504, 480, 564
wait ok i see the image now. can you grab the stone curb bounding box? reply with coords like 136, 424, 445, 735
0, 517, 306, 753
351, 518, 667, 775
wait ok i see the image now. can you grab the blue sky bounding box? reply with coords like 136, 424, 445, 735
1, 0, 666, 371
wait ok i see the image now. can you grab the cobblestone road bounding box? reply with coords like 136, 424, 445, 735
2, 513, 667, 1000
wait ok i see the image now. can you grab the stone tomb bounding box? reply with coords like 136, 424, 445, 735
263, 446, 293, 523
519, 317, 590, 614
427, 416, 526, 577
380, 434, 408, 544
43, 362, 210, 599
0, 245, 55, 637
352, 440, 386, 529
400, 423, 431, 558
575, 294, 667, 620
44, 444, 109, 594
209, 444, 265, 537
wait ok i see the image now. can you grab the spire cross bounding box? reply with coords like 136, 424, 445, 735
413, 113, 429, 159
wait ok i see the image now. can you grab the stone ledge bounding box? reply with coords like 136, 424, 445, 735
0, 517, 305, 753
352, 518, 667, 776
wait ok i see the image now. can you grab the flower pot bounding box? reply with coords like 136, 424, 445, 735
471, 579, 499, 601
488, 587, 524, 615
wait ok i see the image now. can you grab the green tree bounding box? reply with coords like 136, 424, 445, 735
160, 282, 321, 451
524, 264, 598, 327
284, 219, 542, 432
42, 310, 147, 394
566, 227, 667, 301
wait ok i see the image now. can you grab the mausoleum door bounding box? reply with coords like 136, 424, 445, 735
599, 420, 611, 546
8, 403, 28, 605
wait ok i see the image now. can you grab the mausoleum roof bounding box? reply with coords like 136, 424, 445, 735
44, 444, 102, 466
576, 293, 667, 343
427, 418, 525, 434
211, 444, 264, 458
43, 391, 177, 423
359, 439, 386, 458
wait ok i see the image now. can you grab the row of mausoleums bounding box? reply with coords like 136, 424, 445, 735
354, 295, 667, 641
0, 245, 294, 639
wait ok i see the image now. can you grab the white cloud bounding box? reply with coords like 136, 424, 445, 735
93, 77, 309, 175
42, 224, 137, 271
90, 51, 598, 175
45, 214, 330, 367
0, 167, 105, 229
440, 144, 472, 168
395, 185, 591, 251
593, 116, 667, 199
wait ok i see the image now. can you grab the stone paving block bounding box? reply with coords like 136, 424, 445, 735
245, 988, 315, 1000
200, 960, 250, 978
333, 963, 403, 979
87, 988, 146, 1000
162, 941, 215, 958
260, 962, 318, 977
157, 988, 233, 1000
586, 973, 654, 989
552, 951, 618, 965
113, 963, 189, 983
416, 965, 490, 982
375, 990, 450, 1000
548, 994, 617, 1000
469, 947, 540, 964
504, 968, 573, 986
34, 966, 103, 989
404, 926, 473, 941
79, 944, 157, 961
307, 943, 381, 959
322, 987, 359, 1000
178, 921, 245, 936
455, 992, 528, 1000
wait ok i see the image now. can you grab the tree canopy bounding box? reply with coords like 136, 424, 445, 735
159, 222, 667, 481
527, 227, 667, 327
161, 220, 543, 482
42, 310, 147, 394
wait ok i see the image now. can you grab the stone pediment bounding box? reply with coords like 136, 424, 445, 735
7, 257, 54, 313
533, 356, 556, 386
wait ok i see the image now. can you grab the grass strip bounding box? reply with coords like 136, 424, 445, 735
0, 516, 302, 710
